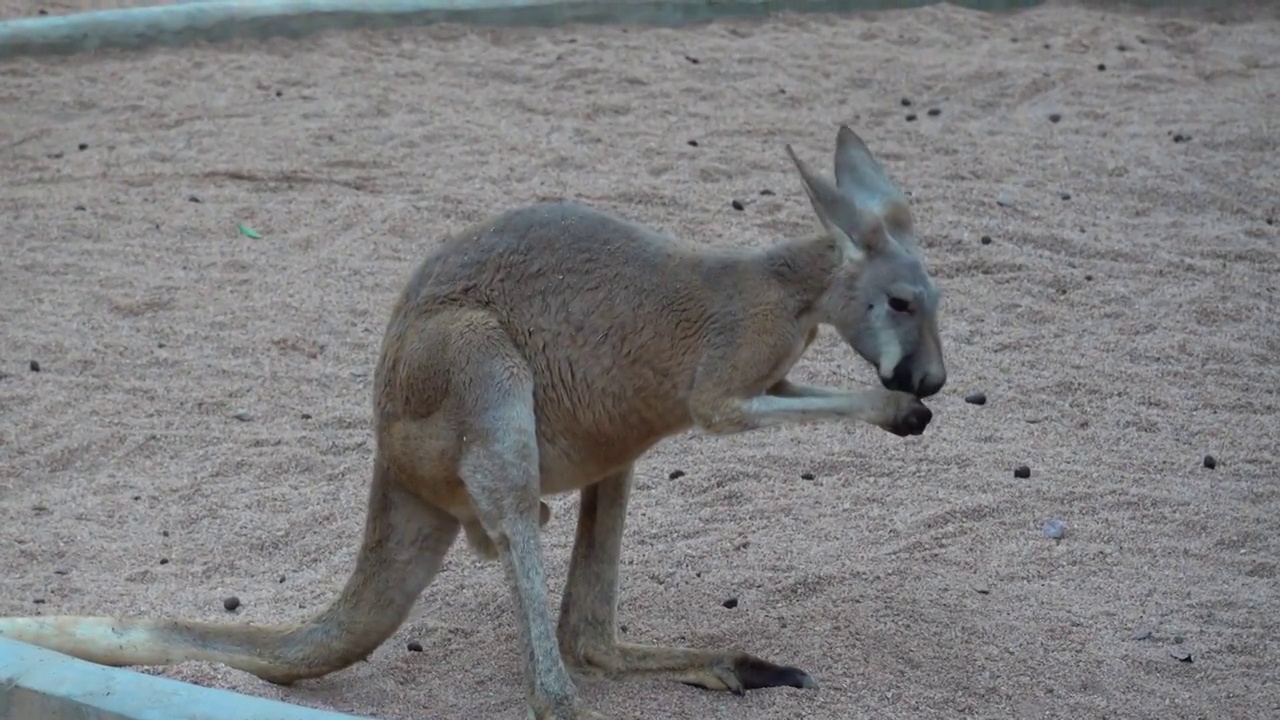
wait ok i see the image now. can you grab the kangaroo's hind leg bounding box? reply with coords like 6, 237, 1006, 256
556, 466, 816, 695
447, 311, 606, 720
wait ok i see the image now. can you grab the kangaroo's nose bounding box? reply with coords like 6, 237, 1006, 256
882, 356, 945, 398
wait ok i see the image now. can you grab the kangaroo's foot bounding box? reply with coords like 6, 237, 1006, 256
566, 640, 815, 695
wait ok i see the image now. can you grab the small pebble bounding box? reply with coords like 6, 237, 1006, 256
222, 596, 241, 612
1172, 134, 1190, 143
971, 582, 991, 595
668, 469, 686, 480
980, 235, 993, 245
278, 575, 286, 583
274, 90, 283, 98
900, 97, 912, 107
1048, 113, 1062, 123
1097, 63, 1107, 71
731, 199, 745, 211
1061, 193, 1072, 201
1042, 518, 1066, 539
161, 530, 169, 537
687, 139, 698, 147
300, 412, 313, 420
232, 409, 251, 422
406, 641, 424, 652
33, 598, 46, 604
1014, 465, 1032, 479
684, 55, 699, 64
29, 360, 41, 372
905, 113, 917, 122
722, 597, 739, 609
1173, 635, 1185, 645
1203, 455, 1217, 469
927, 108, 941, 116
1085, 274, 1094, 281
159, 558, 169, 565
996, 190, 1016, 207
1170, 649, 1193, 663
1130, 626, 1154, 641
800, 471, 815, 480
188, 195, 201, 203
964, 392, 987, 406
78, 143, 89, 151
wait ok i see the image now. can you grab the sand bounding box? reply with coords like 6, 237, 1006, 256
2, 1, 1278, 718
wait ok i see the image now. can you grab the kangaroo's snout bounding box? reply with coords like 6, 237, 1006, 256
882, 353, 946, 398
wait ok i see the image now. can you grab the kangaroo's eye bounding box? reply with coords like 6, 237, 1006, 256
888, 297, 911, 313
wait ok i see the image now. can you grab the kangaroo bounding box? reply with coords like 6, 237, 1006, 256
0, 125, 946, 719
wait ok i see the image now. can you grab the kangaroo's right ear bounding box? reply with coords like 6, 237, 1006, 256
786, 143, 889, 262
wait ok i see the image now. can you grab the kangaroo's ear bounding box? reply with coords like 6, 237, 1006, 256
786, 142, 889, 261
832, 126, 915, 248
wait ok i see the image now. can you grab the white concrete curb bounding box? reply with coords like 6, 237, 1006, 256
0, 0, 1048, 60
0, 636, 375, 720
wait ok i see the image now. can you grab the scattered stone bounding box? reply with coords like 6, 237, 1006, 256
905, 113, 918, 122
232, 409, 251, 422
29, 360, 41, 372
1061, 193, 1072, 201
1117, 43, 1130, 52
687, 139, 698, 147
927, 108, 941, 117
901, 97, 912, 107
275, 90, 283, 98
33, 598, 46, 604
684, 55, 699, 64
800, 471, 815, 480
996, 190, 1016, 207
1170, 649, 1193, 663
731, 199, 745, 211
1203, 455, 1217, 470
157, 342, 167, 348
53, 568, 70, 576
759, 188, 775, 196
1085, 274, 1094, 281
1130, 626, 1154, 641
188, 195, 201, 203
78, 143, 89, 151
300, 412, 313, 420
1014, 465, 1032, 479
971, 582, 991, 595
1048, 113, 1062, 123
668, 469, 686, 480
159, 558, 169, 565
1042, 518, 1066, 539
161, 530, 170, 537
980, 235, 993, 245
222, 596, 241, 612
1172, 134, 1190, 143
1266, 217, 1274, 226
278, 575, 286, 583
1173, 635, 1185, 645
964, 392, 987, 406
74, 205, 86, 211
722, 597, 739, 609
1097, 63, 1107, 71
406, 641, 424, 652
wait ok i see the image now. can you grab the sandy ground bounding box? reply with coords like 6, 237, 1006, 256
2, 1, 1278, 719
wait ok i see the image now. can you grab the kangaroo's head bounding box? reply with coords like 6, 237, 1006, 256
786, 126, 946, 398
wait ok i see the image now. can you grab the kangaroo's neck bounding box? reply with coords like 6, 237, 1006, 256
754, 233, 843, 317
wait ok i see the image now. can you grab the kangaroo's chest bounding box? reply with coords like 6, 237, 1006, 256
758, 324, 821, 392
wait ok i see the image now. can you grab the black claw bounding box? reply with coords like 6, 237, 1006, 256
732, 655, 817, 691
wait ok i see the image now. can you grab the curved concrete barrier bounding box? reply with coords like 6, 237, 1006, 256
0, 637, 371, 720
0, 0, 1052, 60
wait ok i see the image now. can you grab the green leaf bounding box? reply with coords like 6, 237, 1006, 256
238, 223, 262, 239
